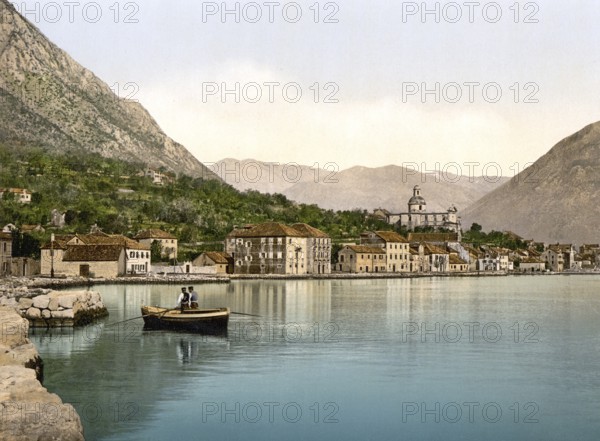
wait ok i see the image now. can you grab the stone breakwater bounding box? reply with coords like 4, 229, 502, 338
0, 307, 85, 440
17, 291, 108, 328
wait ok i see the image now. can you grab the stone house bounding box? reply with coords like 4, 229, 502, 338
421, 243, 450, 272
448, 254, 469, 272
360, 231, 410, 272
337, 245, 386, 273
519, 257, 546, 272
478, 247, 510, 272
135, 229, 178, 260
0, 232, 12, 276
292, 223, 332, 274
551, 244, 576, 270
40, 233, 150, 278
542, 247, 564, 272
409, 244, 425, 273
193, 252, 233, 274
225, 223, 310, 275
0, 188, 32, 204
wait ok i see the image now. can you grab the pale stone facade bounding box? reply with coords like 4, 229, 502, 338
384, 186, 462, 237
337, 245, 386, 273
193, 252, 233, 274
135, 229, 178, 260
360, 231, 410, 273
226, 223, 311, 275
1, 232, 12, 276
40, 233, 149, 278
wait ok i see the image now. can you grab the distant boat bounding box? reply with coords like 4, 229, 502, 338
141, 306, 230, 334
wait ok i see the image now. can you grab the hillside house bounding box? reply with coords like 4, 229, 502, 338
337, 245, 386, 273
40, 233, 150, 278
360, 231, 410, 272
135, 229, 178, 260
0, 188, 32, 204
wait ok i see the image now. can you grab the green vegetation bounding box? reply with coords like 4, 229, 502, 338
462, 223, 527, 250
0, 144, 391, 257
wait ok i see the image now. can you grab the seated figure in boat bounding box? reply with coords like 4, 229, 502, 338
188, 286, 199, 308
177, 287, 191, 312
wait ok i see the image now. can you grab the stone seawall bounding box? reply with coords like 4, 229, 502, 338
0, 307, 85, 440
17, 291, 108, 328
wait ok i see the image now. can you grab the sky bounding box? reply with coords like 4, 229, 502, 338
11, 0, 600, 175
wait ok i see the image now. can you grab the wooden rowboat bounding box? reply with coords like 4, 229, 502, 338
141, 306, 230, 334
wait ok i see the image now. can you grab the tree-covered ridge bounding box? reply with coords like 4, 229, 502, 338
0, 144, 391, 254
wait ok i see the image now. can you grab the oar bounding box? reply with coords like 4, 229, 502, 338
104, 308, 178, 327
231, 311, 261, 317
103, 315, 148, 327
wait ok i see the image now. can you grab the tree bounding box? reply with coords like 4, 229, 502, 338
470, 223, 483, 232
150, 240, 163, 263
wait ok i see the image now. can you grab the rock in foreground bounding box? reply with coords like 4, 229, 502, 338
0, 307, 85, 440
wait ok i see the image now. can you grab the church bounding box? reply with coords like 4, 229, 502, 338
382, 186, 462, 237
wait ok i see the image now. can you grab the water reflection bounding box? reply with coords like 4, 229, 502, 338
31, 277, 600, 441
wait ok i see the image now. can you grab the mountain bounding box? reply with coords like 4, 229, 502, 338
462, 122, 600, 244
216, 158, 509, 213
0, 1, 217, 179
212, 158, 326, 194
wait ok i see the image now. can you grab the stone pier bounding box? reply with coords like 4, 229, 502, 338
17, 291, 108, 328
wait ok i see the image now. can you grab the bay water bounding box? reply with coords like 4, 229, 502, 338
29, 276, 600, 440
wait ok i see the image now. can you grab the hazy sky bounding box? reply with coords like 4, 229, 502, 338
13, 0, 600, 174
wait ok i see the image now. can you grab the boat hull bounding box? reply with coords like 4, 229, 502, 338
141, 306, 230, 334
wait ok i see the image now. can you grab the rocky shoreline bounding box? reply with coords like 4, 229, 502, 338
0, 307, 85, 440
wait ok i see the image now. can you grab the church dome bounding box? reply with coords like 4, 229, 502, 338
409, 195, 426, 205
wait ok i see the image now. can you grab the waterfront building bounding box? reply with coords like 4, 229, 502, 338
40, 233, 150, 278
292, 223, 332, 275
360, 231, 410, 272
226, 222, 331, 275
0, 232, 12, 276
337, 245, 386, 273
193, 252, 233, 274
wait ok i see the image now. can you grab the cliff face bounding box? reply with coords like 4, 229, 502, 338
0, 0, 217, 179
462, 122, 600, 243
0, 306, 85, 441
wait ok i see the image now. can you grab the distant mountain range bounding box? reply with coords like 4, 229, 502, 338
0, 0, 217, 179
462, 121, 600, 244
214, 158, 509, 213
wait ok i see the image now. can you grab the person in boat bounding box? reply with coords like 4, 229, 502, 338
176, 287, 191, 312
188, 286, 199, 308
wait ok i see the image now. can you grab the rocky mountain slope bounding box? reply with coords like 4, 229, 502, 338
0, 0, 217, 179
462, 122, 600, 243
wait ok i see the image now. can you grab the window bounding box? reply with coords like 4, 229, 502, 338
130, 251, 134, 258
277, 238, 282, 245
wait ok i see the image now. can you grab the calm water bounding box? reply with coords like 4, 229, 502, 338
30, 276, 600, 441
